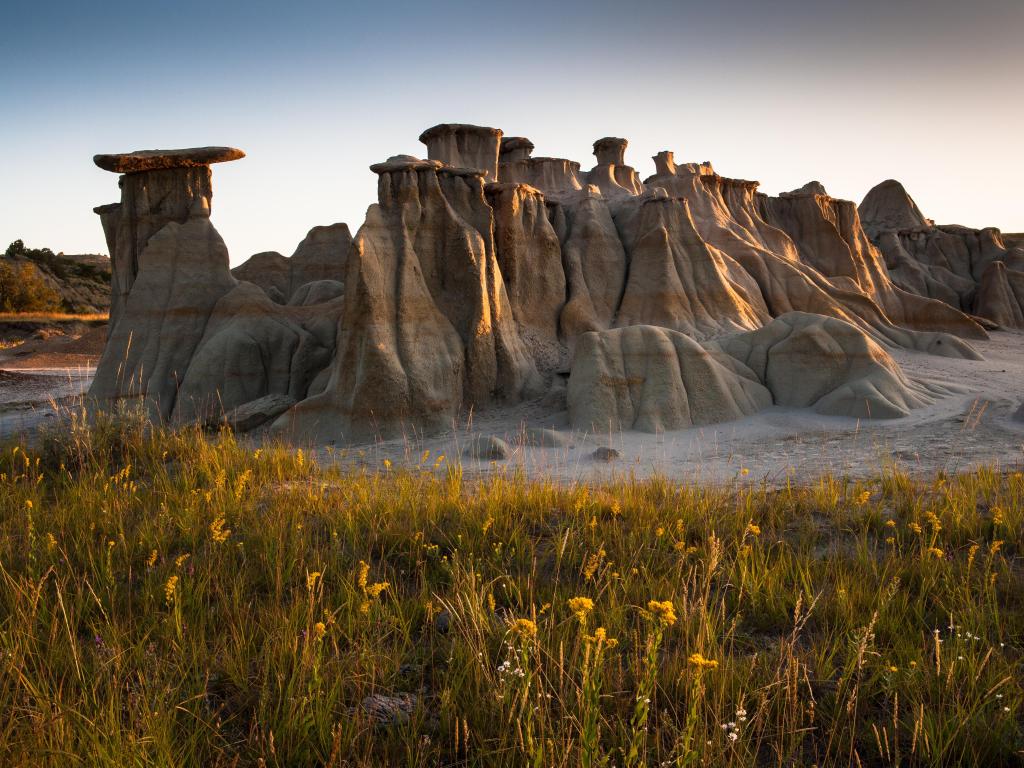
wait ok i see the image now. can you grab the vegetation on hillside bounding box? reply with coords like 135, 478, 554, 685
1, 240, 110, 314
0, 415, 1020, 766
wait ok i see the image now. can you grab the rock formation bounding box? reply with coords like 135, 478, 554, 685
87, 125, 1012, 443
232, 223, 352, 303
89, 148, 343, 425
859, 179, 1024, 327
569, 313, 955, 433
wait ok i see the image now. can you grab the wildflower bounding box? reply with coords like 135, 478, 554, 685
509, 618, 538, 638
855, 490, 871, 505
888, 665, 899, 673
885, 519, 896, 528
568, 596, 594, 624
740, 468, 750, 476
908, 522, 923, 534
146, 549, 158, 567
313, 621, 327, 641
910, 660, 917, 668
46, 533, 57, 551
990, 540, 1003, 554
927, 547, 944, 559
307, 571, 322, 591
647, 600, 678, 627
588, 627, 618, 649
383, 458, 392, 470
356, 561, 369, 591
175, 553, 190, 568
728, 731, 739, 742
885, 537, 895, 545
164, 575, 179, 604
745, 522, 761, 537
209, 516, 231, 543
365, 582, 389, 599
736, 707, 748, 722
992, 507, 1005, 526
655, 526, 665, 537
924, 511, 942, 532
25, 499, 33, 509
688, 652, 718, 670
582, 548, 605, 580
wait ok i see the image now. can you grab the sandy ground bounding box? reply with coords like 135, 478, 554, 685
2, 328, 1022, 485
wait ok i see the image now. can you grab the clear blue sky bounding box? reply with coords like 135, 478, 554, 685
3, 0, 1022, 264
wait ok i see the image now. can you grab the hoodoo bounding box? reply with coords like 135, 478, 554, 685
86, 123, 1014, 443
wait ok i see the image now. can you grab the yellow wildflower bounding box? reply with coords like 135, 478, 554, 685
855, 490, 871, 505
313, 621, 327, 641
927, 547, 944, 559
568, 596, 594, 624
992, 507, 1005, 526
46, 533, 57, 551
885, 537, 895, 545
740, 467, 750, 476
885, 519, 897, 528
164, 575, 179, 604
383, 458, 392, 470
588, 627, 618, 649
991, 540, 1004, 554
582, 548, 605, 580
509, 618, 538, 638
655, 526, 665, 537
887, 665, 899, 673
365, 581, 389, 599
356, 561, 369, 591
209, 516, 231, 543
146, 549, 158, 567
647, 599, 678, 627
908, 522, 923, 534
745, 522, 761, 537
688, 652, 718, 670
175, 553, 190, 568
307, 571, 322, 591
25, 499, 32, 509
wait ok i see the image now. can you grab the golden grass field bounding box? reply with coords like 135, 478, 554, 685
0, 411, 1020, 766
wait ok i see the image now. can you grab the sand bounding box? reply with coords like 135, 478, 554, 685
2, 327, 1022, 485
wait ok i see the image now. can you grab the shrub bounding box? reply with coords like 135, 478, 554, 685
0, 259, 62, 312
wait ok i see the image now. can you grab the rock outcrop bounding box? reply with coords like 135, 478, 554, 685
569, 313, 953, 433
232, 223, 351, 303
89, 148, 340, 424
568, 324, 772, 433
276, 154, 543, 442
859, 179, 1024, 327
89, 125, 1010, 444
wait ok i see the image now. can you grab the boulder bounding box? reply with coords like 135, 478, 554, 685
464, 435, 512, 460
568, 325, 772, 433
218, 393, 297, 433
717, 312, 949, 419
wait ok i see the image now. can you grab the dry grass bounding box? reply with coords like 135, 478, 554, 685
0, 312, 108, 324
0, 411, 1021, 766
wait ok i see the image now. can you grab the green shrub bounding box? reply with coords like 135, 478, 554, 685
0, 259, 62, 313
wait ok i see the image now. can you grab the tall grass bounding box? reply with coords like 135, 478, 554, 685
0, 413, 1020, 766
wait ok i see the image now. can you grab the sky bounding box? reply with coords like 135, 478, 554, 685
2, 0, 1022, 265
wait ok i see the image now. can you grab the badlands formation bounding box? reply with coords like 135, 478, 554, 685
86, 124, 1024, 460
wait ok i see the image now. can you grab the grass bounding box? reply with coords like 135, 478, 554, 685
0, 312, 108, 323
0, 412, 1021, 766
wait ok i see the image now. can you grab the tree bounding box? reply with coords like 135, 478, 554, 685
0, 261, 62, 313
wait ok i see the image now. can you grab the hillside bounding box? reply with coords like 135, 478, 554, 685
2, 240, 110, 314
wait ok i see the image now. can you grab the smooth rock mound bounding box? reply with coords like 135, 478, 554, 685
568, 325, 772, 433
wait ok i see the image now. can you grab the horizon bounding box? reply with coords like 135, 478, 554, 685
3, 0, 1022, 265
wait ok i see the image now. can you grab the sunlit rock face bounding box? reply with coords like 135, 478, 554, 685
90, 124, 1014, 442
859, 178, 1024, 328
